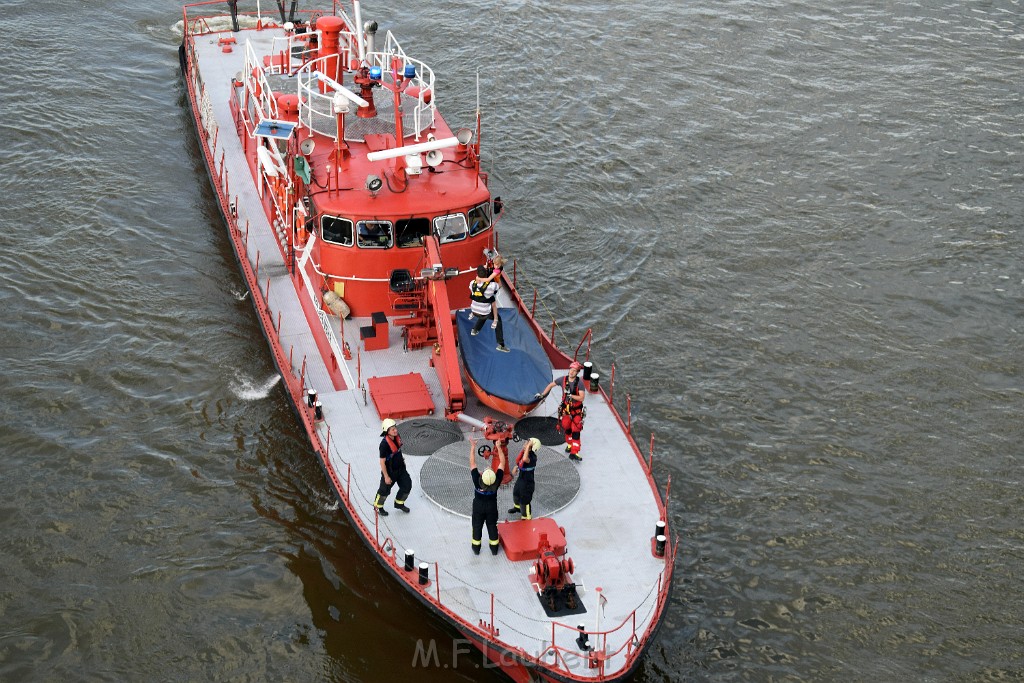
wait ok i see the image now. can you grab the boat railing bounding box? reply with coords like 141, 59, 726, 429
275, 250, 673, 678
181, 0, 234, 38
550, 537, 678, 676
572, 328, 593, 364
181, 0, 288, 38
508, 257, 670, 515
243, 40, 280, 122
421, 536, 676, 677
199, 93, 347, 395
364, 31, 437, 139
278, 339, 676, 680
294, 235, 350, 382
265, 30, 327, 76
273, 27, 361, 79
184, 5, 675, 676
295, 56, 346, 140
295, 49, 436, 143
288, 351, 676, 678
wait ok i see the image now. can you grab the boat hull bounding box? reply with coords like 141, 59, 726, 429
177, 7, 674, 679
464, 373, 542, 418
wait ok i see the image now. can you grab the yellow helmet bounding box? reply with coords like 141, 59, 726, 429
380, 418, 397, 435
481, 468, 496, 486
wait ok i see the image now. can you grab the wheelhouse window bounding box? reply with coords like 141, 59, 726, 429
434, 213, 468, 243
357, 220, 393, 248
467, 202, 492, 236
322, 215, 353, 246
396, 217, 431, 248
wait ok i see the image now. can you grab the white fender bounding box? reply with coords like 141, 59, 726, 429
323, 290, 351, 318
257, 146, 280, 177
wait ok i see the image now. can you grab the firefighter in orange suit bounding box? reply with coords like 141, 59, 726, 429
536, 362, 585, 462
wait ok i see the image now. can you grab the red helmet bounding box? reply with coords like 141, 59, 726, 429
569, 361, 582, 370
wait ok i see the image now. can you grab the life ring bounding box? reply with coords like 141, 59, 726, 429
275, 180, 287, 210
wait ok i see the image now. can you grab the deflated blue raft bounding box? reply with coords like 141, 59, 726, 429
456, 308, 552, 406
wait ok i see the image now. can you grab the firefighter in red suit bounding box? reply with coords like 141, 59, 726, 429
536, 362, 585, 462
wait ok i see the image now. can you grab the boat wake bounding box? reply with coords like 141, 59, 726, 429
229, 373, 281, 401
171, 15, 264, 38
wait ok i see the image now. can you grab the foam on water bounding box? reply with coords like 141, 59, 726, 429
229, 373, 282, 401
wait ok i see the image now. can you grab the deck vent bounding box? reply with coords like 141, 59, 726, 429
396, 418, 463, 456
513, 416, 563, 446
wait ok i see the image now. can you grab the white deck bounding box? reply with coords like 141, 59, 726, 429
188, 23, 669, 677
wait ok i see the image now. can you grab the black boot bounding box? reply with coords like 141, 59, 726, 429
472, 543, 481, 555
375, 506, 389, 516
508, 507, 520, 515
490, 544, 500, 556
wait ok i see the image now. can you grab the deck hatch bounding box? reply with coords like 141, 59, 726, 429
367, 372, 435, 419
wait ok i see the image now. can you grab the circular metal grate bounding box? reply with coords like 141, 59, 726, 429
396, 418, 464, 456
514, 416, 564, 446
419, 441, 580, 519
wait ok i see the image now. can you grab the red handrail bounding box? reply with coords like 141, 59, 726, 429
572, 328, 593, 363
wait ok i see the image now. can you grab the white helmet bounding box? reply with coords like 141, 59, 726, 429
380, 418, 397, 435
481, 468, 496, 486
528, 437, 541, 451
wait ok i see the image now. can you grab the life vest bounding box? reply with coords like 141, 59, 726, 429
470, 279, 495, 305
381, 435, 405, 473
560, 375, 584, 415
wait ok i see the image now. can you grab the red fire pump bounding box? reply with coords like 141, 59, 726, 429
531, 534, 581, 614
475, 417, 516, 484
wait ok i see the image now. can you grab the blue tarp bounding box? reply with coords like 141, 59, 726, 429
457, 308, 552, 405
